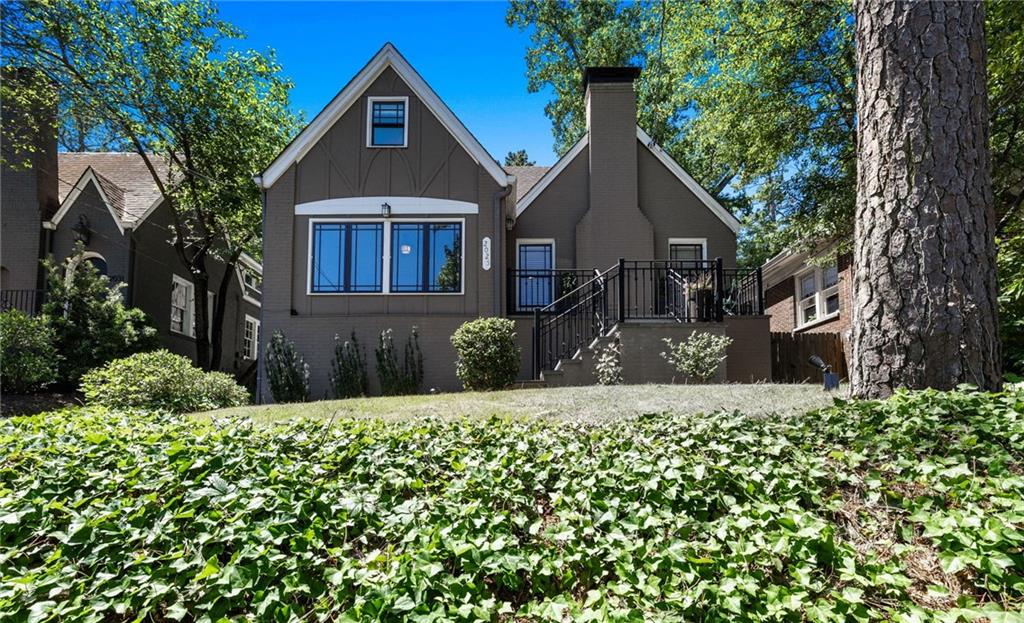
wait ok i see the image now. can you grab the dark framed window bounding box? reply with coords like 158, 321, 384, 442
517, 242, 554, 309
390, 222, 462, 293
369, 98, 406, 147
669, 243, 704, 264
310, 222, 383, 293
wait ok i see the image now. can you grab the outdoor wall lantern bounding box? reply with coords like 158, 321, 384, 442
808, 354, 840, 391
72, 215, 93, 244
381, 202, 391, 218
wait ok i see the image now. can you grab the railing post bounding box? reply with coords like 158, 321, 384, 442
617, 258, 626, 324
756, 266, 764, 315
532, 308, 541, 379
714, 257, 725, 322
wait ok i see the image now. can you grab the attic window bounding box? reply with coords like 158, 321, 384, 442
367, 96, 408, 147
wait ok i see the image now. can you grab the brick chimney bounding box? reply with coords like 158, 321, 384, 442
576, 67, 654, 270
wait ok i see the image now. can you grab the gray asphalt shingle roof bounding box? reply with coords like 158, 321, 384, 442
58, 152, 170, 223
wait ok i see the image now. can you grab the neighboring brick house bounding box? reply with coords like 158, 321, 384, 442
762, 249, 853, 336
0, 140, 262, 376
254, 44, 771, 399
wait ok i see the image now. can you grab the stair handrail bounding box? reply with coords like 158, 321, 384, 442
532, 263, 618, 378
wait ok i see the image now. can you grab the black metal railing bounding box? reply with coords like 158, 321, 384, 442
533, 268, 611, 376
0, 289, 45, 316
617, 259, 721, 322
722, 267, 764, 316
530, 258, 764, 378
507, 268, 596, 314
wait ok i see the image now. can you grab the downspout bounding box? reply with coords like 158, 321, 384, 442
254, 175, 267, 404
126, 228, 136, 307
492, 183, 513, 316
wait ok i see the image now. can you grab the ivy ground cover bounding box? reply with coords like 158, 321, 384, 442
1, 388, 1022, 622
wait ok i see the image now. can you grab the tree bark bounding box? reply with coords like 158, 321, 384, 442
852, 0, 1001, 398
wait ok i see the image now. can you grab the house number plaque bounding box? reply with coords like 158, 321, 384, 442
482, 237, 492, 271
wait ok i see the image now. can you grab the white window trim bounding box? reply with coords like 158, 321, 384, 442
170, 274, 194, 337
793, 264, 840, 330
243, 314, 260, 360
515, 238, 556, 311
667, 237, 708, 261
515, 238, 556, 269
306, 217, 465, 296
366, 96, 409, 148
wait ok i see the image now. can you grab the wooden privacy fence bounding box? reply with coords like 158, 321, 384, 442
771, 332, 848, 383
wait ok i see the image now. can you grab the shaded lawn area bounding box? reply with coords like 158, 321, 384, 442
195, 383, 842, 423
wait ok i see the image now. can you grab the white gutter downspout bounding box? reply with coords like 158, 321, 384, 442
492, 182, 513, 316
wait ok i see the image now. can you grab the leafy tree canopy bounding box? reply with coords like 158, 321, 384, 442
1, 0, 301, 368
508, 0, 1022, 269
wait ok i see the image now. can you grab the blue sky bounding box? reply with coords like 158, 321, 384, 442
216, 1, 560, 165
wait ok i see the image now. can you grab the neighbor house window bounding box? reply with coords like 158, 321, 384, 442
170, 274, 193, 335
243, 314, 260, 360
310, 222, 384, 293
242, 269, 261, 294
390, 222, 462, 293
367, 97, 408, 147
795, 263, 840, 328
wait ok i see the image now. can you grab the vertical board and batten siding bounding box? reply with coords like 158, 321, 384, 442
770, 331, 849, 383
259, 68, 507, 399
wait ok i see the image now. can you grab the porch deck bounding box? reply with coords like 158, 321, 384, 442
508, 259, 766, 380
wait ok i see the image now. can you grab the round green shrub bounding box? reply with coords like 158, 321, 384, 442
80, 350, 248, 413
450, 318, 521, 391
0, 309, 59, 394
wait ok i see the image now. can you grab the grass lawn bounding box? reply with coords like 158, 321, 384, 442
195, 383, 841, 423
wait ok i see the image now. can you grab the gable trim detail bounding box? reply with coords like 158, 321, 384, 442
636, 127, 741, 234
257, 43, 511, 190
513, 134, 589, 218
47, 167, 126, 234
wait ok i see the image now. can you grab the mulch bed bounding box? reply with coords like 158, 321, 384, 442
1, 392, 83, 417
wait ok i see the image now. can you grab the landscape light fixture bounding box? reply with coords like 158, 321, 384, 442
381, 202, 391, 218
808, 354, 840, 391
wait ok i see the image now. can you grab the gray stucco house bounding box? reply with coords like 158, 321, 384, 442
255, 43, 770, 399
1, 135, 262, 377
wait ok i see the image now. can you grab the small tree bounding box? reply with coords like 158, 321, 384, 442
375, 328, 423, 396
42, 246, 158, 386
450, 318, 521, 391
661, 331, 733, 383
329, 332, 368, 399
265, 331, 309, 403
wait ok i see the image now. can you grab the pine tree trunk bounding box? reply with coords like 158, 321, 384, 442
852, 0, 1001, 398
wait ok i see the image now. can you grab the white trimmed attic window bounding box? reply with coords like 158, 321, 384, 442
367, 96, 408, 147
794, 263, 840, 328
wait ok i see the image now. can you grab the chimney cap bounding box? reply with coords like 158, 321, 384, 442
582, 66, 641, 91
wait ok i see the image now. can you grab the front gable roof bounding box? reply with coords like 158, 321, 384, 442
49, 167, 127, 234
257, 43, 511, 190
514, 127, 742, 235
52, 152, 171, 231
